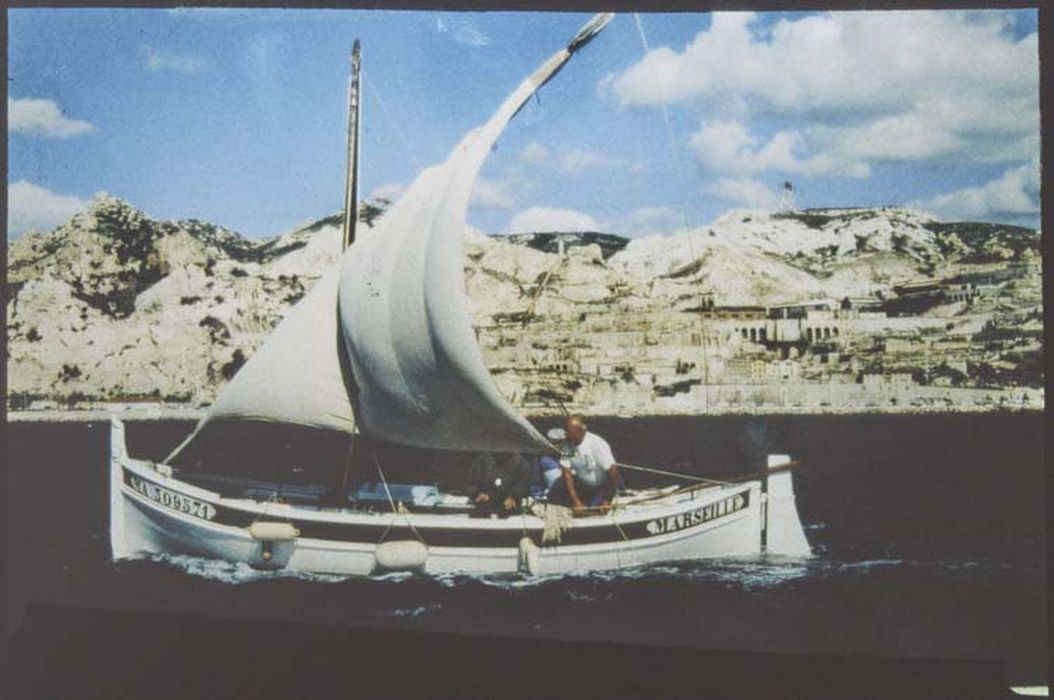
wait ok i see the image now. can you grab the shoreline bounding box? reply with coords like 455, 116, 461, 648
6, 406, 207, 423
5, 403, 1043, 424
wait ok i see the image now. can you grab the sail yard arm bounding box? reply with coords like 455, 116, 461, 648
511, 12, 614, 121
338, 14, 614, 455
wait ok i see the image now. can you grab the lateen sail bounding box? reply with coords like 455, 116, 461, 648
164, 263, 353, 462
171, 14, 612, 460
203, 269, 355, 432
338, 14, 614, 454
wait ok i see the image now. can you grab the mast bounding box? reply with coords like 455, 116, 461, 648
339, 40, 363, 493
342, 40, 362, 250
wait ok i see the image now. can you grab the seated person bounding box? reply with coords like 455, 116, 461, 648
530, 428, 568, 499
465, 452, 533, 517
546, 415, 621, 515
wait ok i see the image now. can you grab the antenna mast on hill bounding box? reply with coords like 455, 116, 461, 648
779, 181, 796, 213
342, 40, 362, 251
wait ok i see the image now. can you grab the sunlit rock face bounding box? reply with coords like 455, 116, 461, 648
6, 197, 1042, 411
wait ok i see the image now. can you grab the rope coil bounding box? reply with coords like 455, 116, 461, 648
530, 503, 574, 544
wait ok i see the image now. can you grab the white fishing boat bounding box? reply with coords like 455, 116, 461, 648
109, 13, 811, 577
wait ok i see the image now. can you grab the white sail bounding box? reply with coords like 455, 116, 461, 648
171, 14, 612, 461
164, 265, 354, 463
201, 269, 356, 432
338, 14, 614, 454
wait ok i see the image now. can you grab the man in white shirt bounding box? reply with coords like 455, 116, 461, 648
549, 414, 620, 514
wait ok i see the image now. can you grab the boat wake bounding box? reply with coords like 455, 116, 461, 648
136, 553, 353, 585
127, 551, 1024, 592
836, 558, 905, 570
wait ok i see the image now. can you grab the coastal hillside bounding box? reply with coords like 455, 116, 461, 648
6, 194, 1043, 413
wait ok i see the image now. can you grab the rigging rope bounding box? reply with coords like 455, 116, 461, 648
363, 70, 424, 179
372, 450, 426, 545
338, 431, 357, 492
526, 259, 562, 318
250, 490, 284, 527
633, 14, 679, 170
616, 461, 734, 487
632, 13, 712, 409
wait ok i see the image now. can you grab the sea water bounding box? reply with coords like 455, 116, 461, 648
5, 413, 1047, 685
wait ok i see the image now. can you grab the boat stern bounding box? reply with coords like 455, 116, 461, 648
109, 417, 134, 559
763, 454, 812, 558
109, 417, 165, 561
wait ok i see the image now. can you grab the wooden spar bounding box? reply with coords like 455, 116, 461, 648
338, 40, 362, 493
341, 40, 362, 251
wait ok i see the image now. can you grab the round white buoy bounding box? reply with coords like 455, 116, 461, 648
248, 521, 300, 541
374, 540, 428, 572
518, 537, 540, 575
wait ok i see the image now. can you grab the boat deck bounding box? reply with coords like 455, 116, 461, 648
175, 469, 703, 518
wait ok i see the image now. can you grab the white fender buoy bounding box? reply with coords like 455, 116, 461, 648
374, 540, 428, 572
248, 522, 300, 541
518, 537, 540, 575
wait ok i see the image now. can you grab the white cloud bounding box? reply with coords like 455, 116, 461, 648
471, 176, 516, 210
144, 45, 204, 73
369, 182, 405, 202
558, 149, 610, 175
910, 160, 1040, 226
606, 11, 1038, 167
623, 206, 682, 233
604, 206, 684, 235
704, 178, 782, 210
840, 113, 962, 162
471, 162, 542, 213
519, 142, 549, 166
7, 181, 88, 238
8, 98, 92, 139
632, 206, 681, 226
690, 119, 869, 178
435, 16, 490, 47
508, 206, 599, 234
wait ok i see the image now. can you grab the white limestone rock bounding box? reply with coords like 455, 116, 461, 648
6, 199, 1040, 407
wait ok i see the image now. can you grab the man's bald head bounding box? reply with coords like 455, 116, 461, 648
564, 414, 587, 444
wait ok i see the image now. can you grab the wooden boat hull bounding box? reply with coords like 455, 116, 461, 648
110, 418, 811, 577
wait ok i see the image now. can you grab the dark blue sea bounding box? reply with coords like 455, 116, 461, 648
5, 413, 1047, 687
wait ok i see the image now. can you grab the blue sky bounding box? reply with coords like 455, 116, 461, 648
7, 8, 1040, 240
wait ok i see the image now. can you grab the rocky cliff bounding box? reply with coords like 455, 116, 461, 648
6, 194, 1042, 411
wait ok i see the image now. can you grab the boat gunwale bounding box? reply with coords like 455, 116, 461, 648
121, 470, 758, 551
119, 455, 757, 532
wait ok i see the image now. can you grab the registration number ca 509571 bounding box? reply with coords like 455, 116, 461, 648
129, 474, 217, 521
